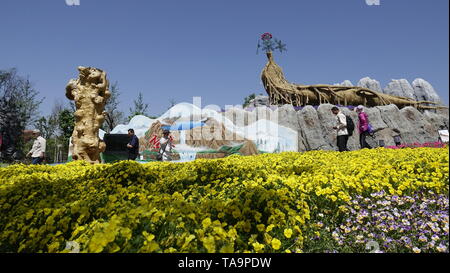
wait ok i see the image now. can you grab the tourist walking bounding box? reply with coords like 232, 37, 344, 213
355, 105, 372, 149
127, 128, 140, 160
27, 130, 46, 164
158, 130, 173, 162
331, 106, 349, 152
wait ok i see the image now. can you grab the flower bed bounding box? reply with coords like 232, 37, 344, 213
305, 190, 448, 253
0, 148, 448, 253
386, 142, 447, 149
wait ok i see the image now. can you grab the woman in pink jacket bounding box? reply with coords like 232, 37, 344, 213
355, 105, 372, 149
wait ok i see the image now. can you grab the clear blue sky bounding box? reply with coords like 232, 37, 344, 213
1, 0, 448, 118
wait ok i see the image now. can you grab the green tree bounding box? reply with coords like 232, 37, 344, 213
34, 101, 74, 163
34, 116, 58, 139
1, 68, 42, 161
58, 109, 75, 140
0, 69, 43, 127
243, 93, 256, 108
128, 92, 149, 120
19, 77, 44, 128
104, 81, 125, 133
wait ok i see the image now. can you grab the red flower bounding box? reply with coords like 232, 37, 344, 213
261, 32, 273, 41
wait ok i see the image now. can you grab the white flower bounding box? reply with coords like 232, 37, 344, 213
436, 244, 447, 252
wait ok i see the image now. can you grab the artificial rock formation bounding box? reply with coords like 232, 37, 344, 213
142, 120, 164, 152
219, 103, 449, 152
66, 66, 111, 164
184, 119, 242, 149
357, 77, 382, 92
333, 80, 353, 87
412, 78, 442, 104
238, 140, 259, 156
247, 95, 270, 108
383, 79, 416, 100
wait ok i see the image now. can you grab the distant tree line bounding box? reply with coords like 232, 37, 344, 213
0, 68, 42, 162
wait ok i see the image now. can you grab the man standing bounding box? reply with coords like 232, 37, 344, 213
331, 106, 349, 152
127, 129, 139, 160
27, 130, 46, 164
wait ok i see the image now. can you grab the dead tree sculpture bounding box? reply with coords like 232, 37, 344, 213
261, 51, 443, 110
66, 66, 111, 164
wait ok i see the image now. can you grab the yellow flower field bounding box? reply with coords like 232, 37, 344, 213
0, 147, 448, 253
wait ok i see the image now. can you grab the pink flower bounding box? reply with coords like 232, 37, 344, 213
261, 32, 273, 41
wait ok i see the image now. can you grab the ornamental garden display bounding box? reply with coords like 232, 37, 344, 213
258, 33, 445, 110
66, 66, 111, 164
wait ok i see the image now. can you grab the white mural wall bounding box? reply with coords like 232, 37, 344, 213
109, 103, 298, 153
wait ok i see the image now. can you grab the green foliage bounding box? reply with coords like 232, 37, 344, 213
243, 93, 256, 108
218, 144, 244, 155
58, 109, 74, 140
34, 116, 58, 139
128, 92, 149, 121
104, 81, 125, 133
1, 68, 42, 161
0, 69, 43, 128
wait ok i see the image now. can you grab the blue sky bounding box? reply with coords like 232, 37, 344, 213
1, 0, 448, 119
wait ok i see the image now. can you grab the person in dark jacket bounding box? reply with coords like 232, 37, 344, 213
127, 128, 139, 160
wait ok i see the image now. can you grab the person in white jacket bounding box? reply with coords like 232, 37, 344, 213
158, 130, 173, 161
27, 130, 46, 164
331, 106, 349, 152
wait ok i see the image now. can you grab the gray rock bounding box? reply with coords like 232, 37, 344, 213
314, 105, 360, 151
276, 104, 298, 130
232, 102, 447, 153
340, 107, 360, 151
372, 128, 401, 147
275, 104, 306, 152
357, 77, 382, 92
222, 106, 251, 127
412, 78, 442, 104
437, 109, 449, 130
254, 106, 274, 122
334, 80, 354, 87
383, 79, 415, 99
297, 105, 333, 151
376, 104, 419, 144
316, 104, 341, 151
248, 95, 270, 107
436, 108, 449, 119
423, 110, 449, 133
364, 107, 388, 131
400, 106, 437, 143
